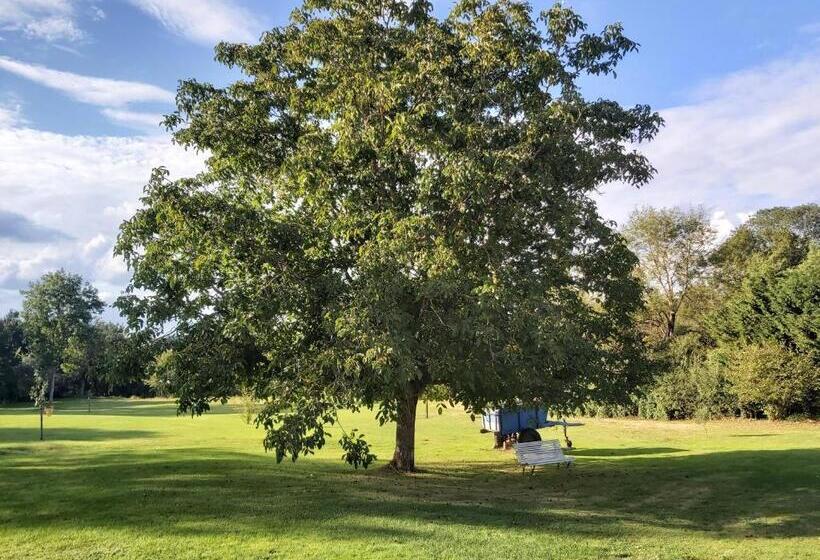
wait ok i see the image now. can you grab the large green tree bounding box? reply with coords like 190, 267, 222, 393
21, 270, 104, 406
623, 207, 715, 340
117, 0, 661, 471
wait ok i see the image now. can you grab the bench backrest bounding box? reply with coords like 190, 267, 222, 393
515, 439, 565, 461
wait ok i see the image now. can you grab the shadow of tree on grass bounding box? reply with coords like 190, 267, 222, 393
0, 427, 156, 443
569, 447, 684, 457
0, 445, 816, 545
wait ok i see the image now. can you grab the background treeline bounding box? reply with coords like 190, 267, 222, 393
584, 203, 819, 421
0, 271, 156, 404
2, 204, 817, 421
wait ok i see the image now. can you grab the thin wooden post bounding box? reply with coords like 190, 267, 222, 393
39, 405, 44, 441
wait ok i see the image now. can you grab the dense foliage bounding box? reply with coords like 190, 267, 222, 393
115, 0, 661, 470
0, 312, 32, 403
22, 270, 105, 406
0, 272, 154, 404
724, 342, 816, 420
614, 204, 819, 421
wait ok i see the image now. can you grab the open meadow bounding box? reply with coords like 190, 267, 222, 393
0, 399, 817, 560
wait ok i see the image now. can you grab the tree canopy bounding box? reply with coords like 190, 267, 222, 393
21, 270, 104, 406
623, 207, 715, 339
116, 0, 661, 470
62, 321, 153, 397
710, 204, 820, 288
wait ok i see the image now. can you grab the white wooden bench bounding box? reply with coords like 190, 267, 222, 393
515, 439, 575, 474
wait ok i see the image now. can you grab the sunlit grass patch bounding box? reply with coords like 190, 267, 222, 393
0, 398, 818, 559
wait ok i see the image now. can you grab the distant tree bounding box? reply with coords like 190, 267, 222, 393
745, 204, 820, 242
624, 207, 715, 339
710, 204, 819, 288
21, 271, 104, 406
420, 383, 451, 418
117, 1, 660, 471
710, 247, 820, 361
629, 204, 819, 422
63, 321, 152, 397
701, 243, 819, 420
725, 342, 817, 420
145, 349, 178, 398
0, 311, 33, 403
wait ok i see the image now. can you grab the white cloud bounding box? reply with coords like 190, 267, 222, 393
102, 201, 139, 221
597, 53, 820, 231
0, 56, 174, 107
0, 0, 72, 19
0, 124, 205, 312
95, 251, 129, 283
82, 233, 108, 256
100, 108, 165, 131
0, 0, 85, 42
90, 6, 105, 21
799, 22, 820, 36
0, 57, 173, 132
127, 0, 260, 45
0, 245, 65, 291
736, 211, 753, 225
0, 101, 24, 128
710, 211, 734, 242
23, 15, 84, 42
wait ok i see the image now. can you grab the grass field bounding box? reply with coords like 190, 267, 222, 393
0, 399, 818, 559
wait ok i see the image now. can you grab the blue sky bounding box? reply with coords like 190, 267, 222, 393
1, 0, 819, 317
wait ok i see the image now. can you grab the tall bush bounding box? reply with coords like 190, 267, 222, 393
725, 343, 818, 419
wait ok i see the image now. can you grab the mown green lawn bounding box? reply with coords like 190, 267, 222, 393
0, 398, 817, 559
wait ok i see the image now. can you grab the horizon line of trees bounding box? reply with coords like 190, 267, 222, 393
0, 270, 154, 405
582, 202, 819, 421
2, 202, 816, 422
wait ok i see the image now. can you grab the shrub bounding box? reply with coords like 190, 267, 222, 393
725, 343, 818, 420
578, 401, 639, 418
689, 348, 740, 419
146, 349, 176, 398
639, 368, 700, 420
238, 385, 260, 425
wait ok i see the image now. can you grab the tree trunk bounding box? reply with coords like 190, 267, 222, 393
48, 368, 56, 407
665, 311, 677, 339
390, 381, 423, 472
